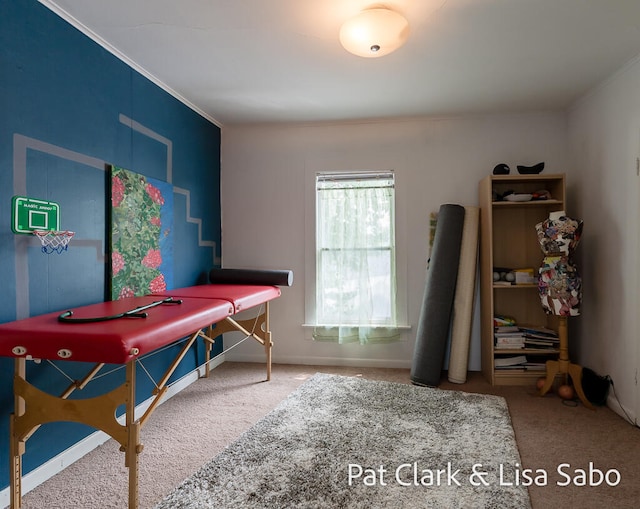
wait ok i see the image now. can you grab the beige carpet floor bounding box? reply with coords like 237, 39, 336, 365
19, 362, 640, 508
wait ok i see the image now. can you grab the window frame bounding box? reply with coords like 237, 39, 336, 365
314, 171, 397, 327
304, 164, 409, 339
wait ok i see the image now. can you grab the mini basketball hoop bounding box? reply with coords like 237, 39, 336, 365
32, 230, 75, 254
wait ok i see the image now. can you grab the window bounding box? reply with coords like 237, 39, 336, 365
313, 171, 399, 343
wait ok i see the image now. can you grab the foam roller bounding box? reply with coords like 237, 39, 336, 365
209, 268, 293, 287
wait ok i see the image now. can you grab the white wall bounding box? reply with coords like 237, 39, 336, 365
567, 55, 640, 421
220, 112, 569, 371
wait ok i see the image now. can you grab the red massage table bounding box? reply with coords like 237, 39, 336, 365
0, 284, 281, 509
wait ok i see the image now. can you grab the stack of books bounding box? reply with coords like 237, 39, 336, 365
520, 326, 559, 352
493, 322, 560, 371
493, 354, 548, 371
494, 326, 525, 349
494, 355, 528, 369
494, 324, 559, 352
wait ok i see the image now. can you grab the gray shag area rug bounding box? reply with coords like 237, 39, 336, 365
155, 373, 531, 509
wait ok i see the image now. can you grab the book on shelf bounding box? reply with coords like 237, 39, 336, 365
522, 362, 547, 371
495, 331, 524, 337
494, 325, 520, 333
495, 334, 525, 341
494, 323, 558, 337
495, 359, 547, 371
523, 339, 558, 349
522, 335, 559, 344
495, 344, 524, 350
495, 339, 525, 349
494, 325, 558, 341
494, 355, 528, 367
519, 326, 558, 338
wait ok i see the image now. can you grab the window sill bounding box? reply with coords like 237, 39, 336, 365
302, 324, 412, 330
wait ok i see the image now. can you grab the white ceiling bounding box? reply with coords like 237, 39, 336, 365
44, 0, 640, 126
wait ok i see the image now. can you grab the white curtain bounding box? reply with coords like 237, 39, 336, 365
313, 173, 399, 344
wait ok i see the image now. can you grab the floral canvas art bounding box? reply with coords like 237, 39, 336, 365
109, 165, 174, 299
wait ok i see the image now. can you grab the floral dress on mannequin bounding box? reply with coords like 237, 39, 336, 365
535, 211, 583, 316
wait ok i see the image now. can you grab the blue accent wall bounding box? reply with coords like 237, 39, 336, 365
0, 0, 221, 490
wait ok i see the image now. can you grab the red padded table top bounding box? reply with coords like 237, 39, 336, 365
0, 296, 234, 364
152, 284, 281, 313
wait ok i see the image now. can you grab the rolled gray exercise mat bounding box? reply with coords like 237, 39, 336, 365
209, 268, 294, 287
411, 204, 466, 387
447, 206, 479, 384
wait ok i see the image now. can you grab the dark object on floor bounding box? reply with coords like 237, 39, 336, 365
493, 163, 510, 175
411, 204, 465, 387
582, 367, 611, 406
517, 162, 545, 174
209, 268, 294, 286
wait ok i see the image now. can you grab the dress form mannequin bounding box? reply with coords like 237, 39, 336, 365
535, 211, 593, 409
537, 210, 582, 316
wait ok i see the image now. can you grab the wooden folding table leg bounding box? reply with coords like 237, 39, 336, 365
265, 301, 272, 381
10, 358, 26, 509
125, 361, 140, 509
204, 325, 214, 378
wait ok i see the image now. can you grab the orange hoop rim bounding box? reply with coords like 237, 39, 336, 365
32, 230, 75, 237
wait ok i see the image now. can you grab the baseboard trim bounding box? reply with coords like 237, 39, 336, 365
0, 355, 225, 508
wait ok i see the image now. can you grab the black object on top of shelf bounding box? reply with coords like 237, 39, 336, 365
493, 163, 510, 175
517, 162, 544, 174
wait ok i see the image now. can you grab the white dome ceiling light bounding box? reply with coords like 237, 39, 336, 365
339, 7, 410, 58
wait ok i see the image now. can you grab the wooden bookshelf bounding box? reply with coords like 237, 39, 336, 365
479, 174, 566, 385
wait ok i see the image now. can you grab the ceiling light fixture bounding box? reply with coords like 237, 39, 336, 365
339, 7, 410, 58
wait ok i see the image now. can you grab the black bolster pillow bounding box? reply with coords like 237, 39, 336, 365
209, 268, 294, 287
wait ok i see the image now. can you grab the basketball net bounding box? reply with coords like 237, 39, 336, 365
32, 230, 75, 254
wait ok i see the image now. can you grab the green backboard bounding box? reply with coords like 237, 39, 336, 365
11, 195, 60, 234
